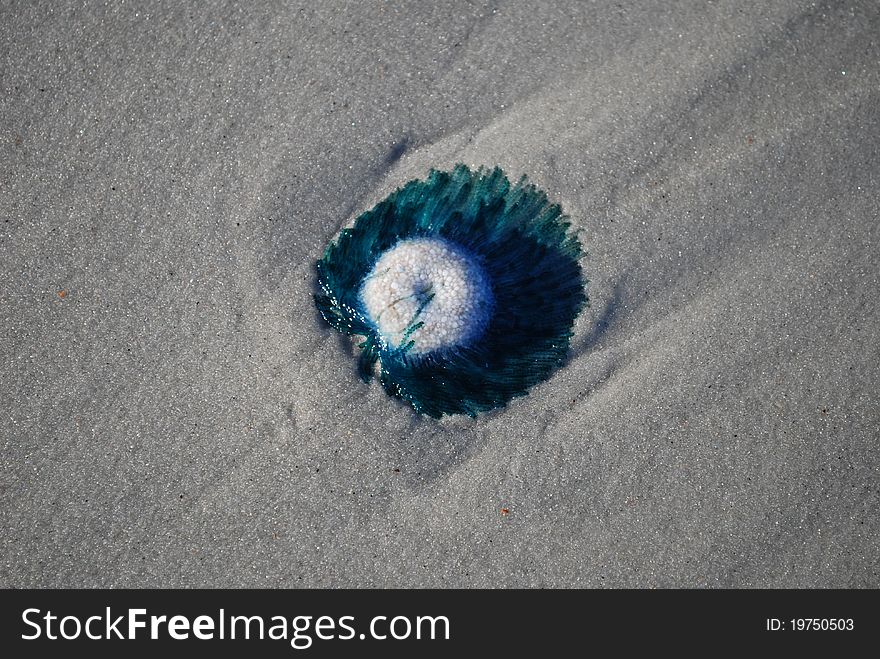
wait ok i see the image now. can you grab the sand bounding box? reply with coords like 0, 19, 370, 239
1, 0, 877, 587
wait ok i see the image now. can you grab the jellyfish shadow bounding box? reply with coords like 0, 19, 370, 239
383, 137, 409, 168
569, 278, 626, 358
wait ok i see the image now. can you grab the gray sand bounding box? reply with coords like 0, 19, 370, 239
1, 1, 878, 587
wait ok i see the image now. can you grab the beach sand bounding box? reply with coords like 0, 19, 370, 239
1, 0, 878, 587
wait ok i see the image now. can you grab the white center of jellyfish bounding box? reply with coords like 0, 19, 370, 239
360, 237, 493, 354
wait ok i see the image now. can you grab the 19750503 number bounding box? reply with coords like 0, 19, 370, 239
790, 619, 853, 631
